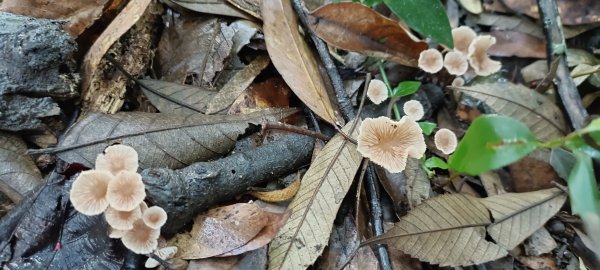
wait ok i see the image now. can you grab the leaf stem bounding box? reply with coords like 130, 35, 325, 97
377, 61, 402, 120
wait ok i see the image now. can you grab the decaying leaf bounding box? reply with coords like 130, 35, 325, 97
488, 30, 546, 59
175, 202, 287, 259
500, 0, 600, 25
367, 194, 507, 267
453, 82, 568, 141
0, 132, 43, 202
482, 188, 567, 250
0, 0, 112, 36
249, 173, 301, 202
458, 0, 482, 14
404, 158, 432, 209
472, 13, 598, 39
37, 108, 296, 169
169, 0, 253, 20
81, 0, 151, 97
365, 188, 566, 267
226, 0, 261, 19
269, 121, 362, 269
262, 0, 342, 125
139, 79, 216, 114
228, 77, 291, 115
206, 55, 271, 114
308, 2, 427, 67
156, 16, 234, 87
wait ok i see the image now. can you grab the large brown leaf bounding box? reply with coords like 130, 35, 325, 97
40, 108, 296, 169
308, 2, 427, 67
169, 0, 253, 19
482, 188, 567, 250
452, 82, 568, 141
500, 0, 600, 25
139, 79, 216, 114
262, 0, 341, 125
268, 121, 362, 269
0, 132, 43, 202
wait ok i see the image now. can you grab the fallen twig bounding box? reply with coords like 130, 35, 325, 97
261, 121, 331, 141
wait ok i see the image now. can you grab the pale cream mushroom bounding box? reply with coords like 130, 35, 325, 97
418, 49, 444, 74
452, 26, 477, 55
142, 206, 167, 229
70, 170, 113, 215
403, 100, 425, 121
96, 144, 139, 176
366, 79, 389, 104
107, 171, 146, 212
121, 220, 160, 254
434, 128, 458, 155
444, 51, 469, 76
105, 206, 142, 230
467, 35, 502, 76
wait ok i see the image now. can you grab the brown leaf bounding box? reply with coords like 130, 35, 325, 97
186, 247, 268, 269
268, 121, 362, 269
482, 188, 566, 250
228, 77, 291, 115
0, 0, 111, 36
501, 0, 600, 25
473, 13, 599, 39
307, 2, 427, 67
262, 0, 342, 125
226, 0, 261, 19
206, 55, 271, 114
81, 0, 151, 96
0, 132, 43, 202
488, 30, 546, 58
366, 193, 507, 267
249, 173, 301, 202
156, 16, 234, 87
139, 79, 216, 114
169, 0, 253, 20
509, 150, 561, 192
178, 202, 275, 259
453, 82, 568, 141
35, 108, 297, 170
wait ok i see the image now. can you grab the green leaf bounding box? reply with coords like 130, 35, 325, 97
565, 131, 600, 159
418, 121, 436, 135
568, 151, 600, 216
448, 115, 538, 175
383, 0, 454, 48
425, 156, 448, 170
393, 81, 421, 97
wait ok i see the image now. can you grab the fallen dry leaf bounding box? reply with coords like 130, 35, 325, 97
488, 30, 546, 59
458, 0, 482, 14
177, 202, 286, 259
308, 2, 427, 67
81, 0, 151, 98
186, 247, 268, 269
501, 0, 600, 25
227, 0, 261, 19
249, 173, 301, 202
170, 0, 253, 20
0, 0, 111, 36
156, 16, 234, 87
34, 108, 297, 170
453, 82, 568, 141
509, 150, 561, 192
482, 188, 567, 250
0, 132, 43, 202
524, 228, 558, 256
228, 77, 291, 115
269, 121, 362, 269
206, 55, 271, 114
139, 79, 216, 114
473, 13, 598, 39
262, 0, 342, 125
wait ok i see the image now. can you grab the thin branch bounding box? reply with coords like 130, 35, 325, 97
537, 0, 588, 129
261, 121, 331, 141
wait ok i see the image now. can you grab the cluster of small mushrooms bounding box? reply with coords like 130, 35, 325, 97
69, 145, 167, 255
418, 26, 502, 87
359, 79, 458, 173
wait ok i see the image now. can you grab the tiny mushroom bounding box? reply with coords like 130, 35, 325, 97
451, 77, 465, 87
418, 49, 444, 74
444, 51, 469, 76
142, 206, 168, 229
105, 206, 143, 230
121, 220, 160, 254
434, 128, 458, 155
70, 170, 113, 215
357, 116, 426, 173
366, 79, 389, 104
145, 246, 178, 268
109, 227, 128, 239
107, 171, 146, 211
467, 35, 502, 76
452, 26, 477, 55
403, 100, 425, 121
96, 144, 139, 176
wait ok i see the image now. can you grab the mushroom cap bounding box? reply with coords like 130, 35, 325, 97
145, 246, 178, 268
107, 171, 146, 211
357, 116, 426, 173
451, 77, 465, 87
403, 100, 425, 121
70, 170, 113, 215
452, 26, 477, 54
109, 226, 128, 239
105, 206, 142, 230
366, 79, 388, 105
444, 51, 469, 76
418, 49, 444, 74
142, 206, 168, 229
467, 35, 502, 76
434, 128, 458, 155
95, 144, 139, 175
121, 220, 160, 254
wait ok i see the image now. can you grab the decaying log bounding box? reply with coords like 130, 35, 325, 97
142, 133, 315, 234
